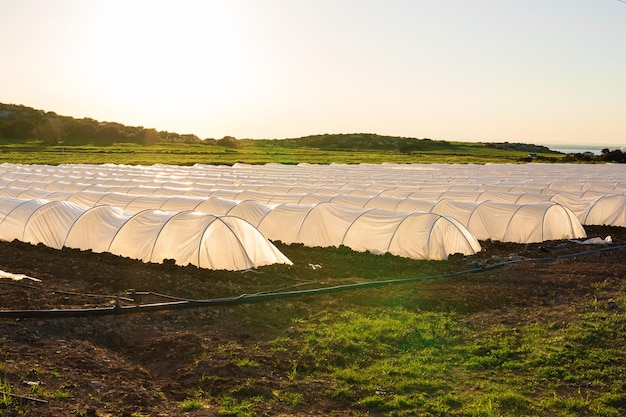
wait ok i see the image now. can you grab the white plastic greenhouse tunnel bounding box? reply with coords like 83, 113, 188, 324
0, 162, 624, 227
247, 202, 482, 260
0, 189, 480, 263
428, 200, 586, 243
0, 196, 292, 271
0, 162, 624, 266
0, 187, 591, 243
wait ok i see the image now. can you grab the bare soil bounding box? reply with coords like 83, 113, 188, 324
1, 225, 625, 416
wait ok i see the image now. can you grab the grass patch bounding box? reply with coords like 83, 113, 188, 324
0, 376, 12, 408
232, 358, 259, 368
271, 284, 626, 416
218, 395, 264, 416
179, 397, 205, 411
272, 390, 304, 406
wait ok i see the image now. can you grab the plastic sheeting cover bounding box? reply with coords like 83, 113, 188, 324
0, 197, 292, 271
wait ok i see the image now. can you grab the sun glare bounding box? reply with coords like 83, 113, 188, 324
82, 2, 250, 114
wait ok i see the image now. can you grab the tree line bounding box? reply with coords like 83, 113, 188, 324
561, 148, 626, 163
0, 103, 222, 146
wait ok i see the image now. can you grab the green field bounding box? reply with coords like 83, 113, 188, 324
0, 138, 561, 166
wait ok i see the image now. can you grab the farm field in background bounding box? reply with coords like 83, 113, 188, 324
0, 139, 558, 166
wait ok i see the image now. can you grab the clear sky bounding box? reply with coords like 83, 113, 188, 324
1, 0, 625, 147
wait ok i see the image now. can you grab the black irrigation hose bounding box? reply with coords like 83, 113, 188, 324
1, 245, 624, 319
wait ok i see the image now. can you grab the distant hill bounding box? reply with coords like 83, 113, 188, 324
271, 133, 555, 155
5, 102, 624, 163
